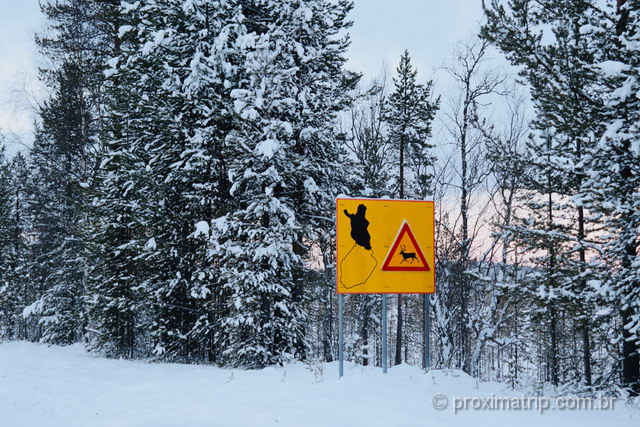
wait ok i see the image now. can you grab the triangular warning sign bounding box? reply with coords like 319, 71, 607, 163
382, 221, 430, 272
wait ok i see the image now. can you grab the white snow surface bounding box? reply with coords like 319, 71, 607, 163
143, 237, 157, 251
193, 221, 210, 239
1, 342, 638, 427
596, 60, 629, 77
256, 138, 279, 159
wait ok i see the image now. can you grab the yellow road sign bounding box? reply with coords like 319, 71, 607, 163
336, 198, 435, 294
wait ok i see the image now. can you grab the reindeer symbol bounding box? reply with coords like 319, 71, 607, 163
399, 245, 418, 264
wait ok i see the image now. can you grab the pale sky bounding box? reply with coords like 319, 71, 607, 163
348, 0, 484, 81
0, 0, 485, 153
0, 0, 42, 152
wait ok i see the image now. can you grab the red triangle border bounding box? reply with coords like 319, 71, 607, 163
382, 221, 430, 272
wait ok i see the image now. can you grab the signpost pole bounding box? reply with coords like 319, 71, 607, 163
424, 293, 431, 370
339, 293, 344, 378
382, 294, 388, 374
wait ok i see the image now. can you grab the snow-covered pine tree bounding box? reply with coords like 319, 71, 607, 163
211, 0, 357, 367
24, 63, 92, 345
0, 143, 20, 340
172, 0, 244, 362
483, 0, 611, 386
109, 0, 236, 362
0, 150, 31, 340
386, 50, 438, 199
23, 0, 120, 346
385, 50, 438, 365
7, 153, 31, 340
86, 0, 149, 358
87, 125, 149, 357
509, 133, 581, 386
580, 0, 640, 394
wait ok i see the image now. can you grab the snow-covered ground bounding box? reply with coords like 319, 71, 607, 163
1, 342, 638, 427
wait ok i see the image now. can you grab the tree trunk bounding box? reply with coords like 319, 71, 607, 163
396, 294, 403, 365
621, 244, 640, 394
322, 286, 333, 362
362, 296, 370, 366
549, 306, 559, 386
460, 98, 470, 373
577, 205, 592, 386
547, 153, 559, 386
582, 323, 592, 386
395, 134, 405, 365
615, 0, 639, 396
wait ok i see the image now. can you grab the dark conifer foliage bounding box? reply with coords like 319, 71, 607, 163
385, 50, 439, 365
0, 143, 24, 340
1, 0, 639, 397
23, 62, 92, 344
483, 0, 640, 392
386, 50, 439, 200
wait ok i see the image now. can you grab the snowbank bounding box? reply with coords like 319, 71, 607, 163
0, 342, 637, 426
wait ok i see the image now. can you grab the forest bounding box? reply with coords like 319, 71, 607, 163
0, 0, 638, 397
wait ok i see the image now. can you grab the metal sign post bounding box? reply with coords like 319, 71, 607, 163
339, 294, 344, 378
382, 294, 388, 374
424, 293, 431, 370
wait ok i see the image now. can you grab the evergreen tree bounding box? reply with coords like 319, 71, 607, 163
386, 50, 438, 199
24, 63, 93, 345
0, 143, 20, 340
19, 0, 119, 346
483, 0, 611, 386
86, 0, 148, 358
211, 0, 357, 367
7, 153, 31, 340
580, 0, 640, 394
385, 50, 438, 365
107, 0, 234, 361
